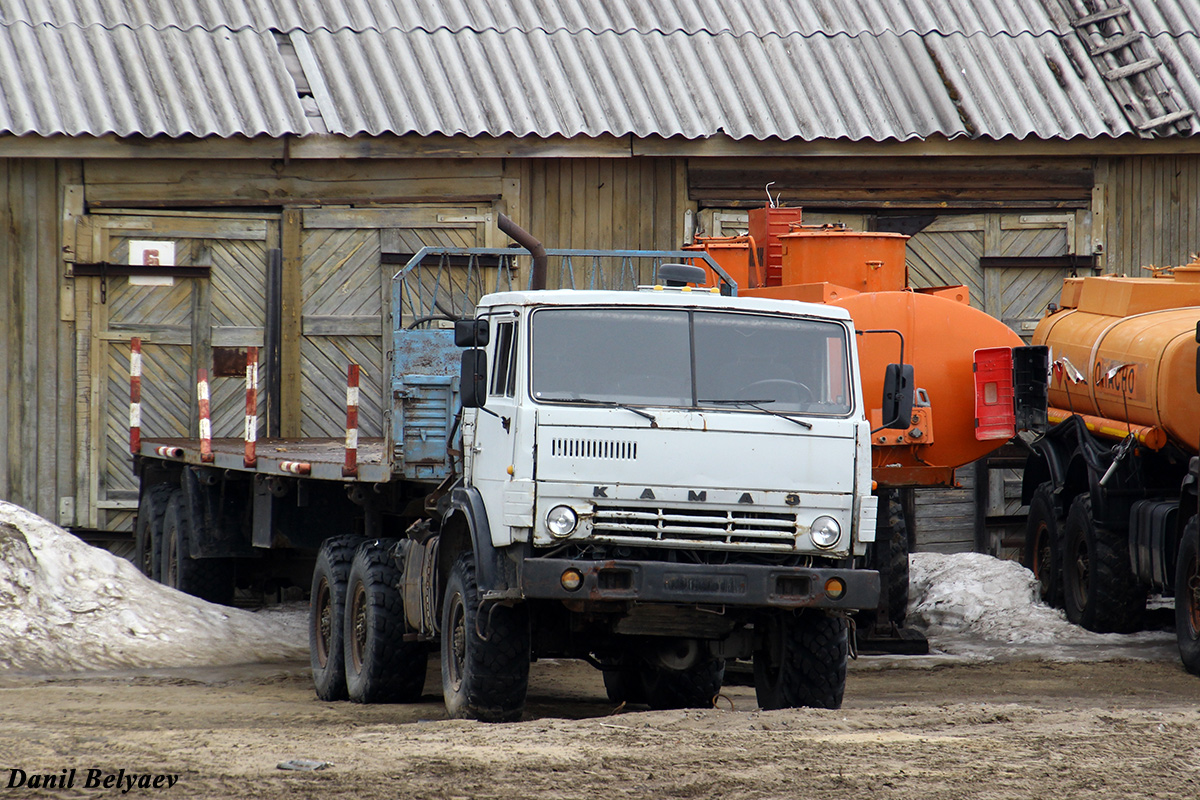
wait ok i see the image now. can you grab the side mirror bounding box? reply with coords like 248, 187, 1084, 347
881, 363, 914, 429
454, 318, 490, 348
460, 349, 487, 408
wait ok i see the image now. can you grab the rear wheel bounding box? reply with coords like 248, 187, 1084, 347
441, 552, 530, 722
1023, 482, 1063, 606
1175, 516, 1200, 676
162, 490, 235, 605
343, 540, 428, 704
873, 490, 910, 627
134, 483, 173, 580
1062, 494, 1145, 633
309, 535, 363, 701
637, 642, 725, 710
754, 611, 848, 710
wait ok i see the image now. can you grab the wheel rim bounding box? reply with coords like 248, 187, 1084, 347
164, 527, 178, 588
1069, 534, 1090, 612
1033, 521, 1053, 597
349, 582, 368, 672
447, 591, 467, 692
314, 577, 333, 668
1186, 553, 1200, 640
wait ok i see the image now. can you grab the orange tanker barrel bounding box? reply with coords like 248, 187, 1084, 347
832, 290, 1024, 470
779, 229, 909, 293
1033, 270, 1200, 454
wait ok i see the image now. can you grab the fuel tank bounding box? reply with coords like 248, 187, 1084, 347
1033, 265, 1200, 453
747, 284, 1024, 475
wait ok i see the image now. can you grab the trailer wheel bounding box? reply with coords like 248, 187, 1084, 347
441, 551, 530, 722
1023, 482, 1063, 607
134, 483, 173, 581
637, 642, 725, 710
1062, 494, 1145, 633
343, 539, 428, 704
753, 610, 848, 710
161, 490, 235, 605
308, 535, 364, 701
1175, 516, 1200, 676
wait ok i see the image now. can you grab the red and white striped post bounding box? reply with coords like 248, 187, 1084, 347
129, 337, 142, 455
343, 363, 360, 477
280, 461, 312, 475
198, 368, 214, 463
243, 347, 259, 468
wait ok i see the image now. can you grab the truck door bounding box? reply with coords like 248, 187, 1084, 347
466, 310, 526, 545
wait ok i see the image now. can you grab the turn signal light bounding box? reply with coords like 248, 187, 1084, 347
824, 577, 847, 600
561, 568, 584, 591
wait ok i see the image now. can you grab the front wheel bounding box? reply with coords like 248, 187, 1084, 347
753, 611, 848, 710
343, 540, 428, 704
441, 552, 530, 722
1176, 516, 1200, 676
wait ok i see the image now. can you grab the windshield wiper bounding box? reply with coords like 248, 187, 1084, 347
699, 398, 813, 429
541, 397, 658, 426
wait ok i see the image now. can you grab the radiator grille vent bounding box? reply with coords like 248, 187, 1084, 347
550, 438, 637, 460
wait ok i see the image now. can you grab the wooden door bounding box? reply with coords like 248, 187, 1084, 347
288, 206, 492, 438
74, 212, 278, 531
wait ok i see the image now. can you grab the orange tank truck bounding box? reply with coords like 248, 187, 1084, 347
688, 206, 1042, 645
690, 207, 1029, 489
1016, 260, 1200, 677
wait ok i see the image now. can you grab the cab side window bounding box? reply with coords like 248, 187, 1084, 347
490, 321, 519, 397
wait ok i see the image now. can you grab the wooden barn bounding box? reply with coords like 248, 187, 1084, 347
3, 0, 1200, 555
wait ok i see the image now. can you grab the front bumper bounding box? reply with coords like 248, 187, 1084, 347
521, 558, 879, 611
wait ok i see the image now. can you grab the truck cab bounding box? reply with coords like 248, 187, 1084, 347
431, 283, 881, 717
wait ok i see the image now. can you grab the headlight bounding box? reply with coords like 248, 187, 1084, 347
546, 505, 578, 538
810, 516, 841, 548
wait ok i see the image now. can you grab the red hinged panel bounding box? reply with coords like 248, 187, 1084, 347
974, 347, 1015, 440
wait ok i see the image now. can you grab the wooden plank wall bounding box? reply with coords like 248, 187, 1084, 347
0, 158, 76, 523
1102, 154, 1200, 275
912, 468, 976, 554
523, 158, 686, 251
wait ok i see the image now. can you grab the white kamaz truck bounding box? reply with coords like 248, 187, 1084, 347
132, 217, 901, 721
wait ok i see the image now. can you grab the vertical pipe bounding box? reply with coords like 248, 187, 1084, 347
198, 368, 214, 463
244, 347, 258, 468
129, 337, 142, 455
343, 363, 360, 477
264, 248, 283, 438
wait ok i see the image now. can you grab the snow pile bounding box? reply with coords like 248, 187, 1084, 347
0, 501, 307, 673
907, 552, 1175, 661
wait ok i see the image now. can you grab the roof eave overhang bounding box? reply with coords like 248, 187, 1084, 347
3, 131, 1200, 160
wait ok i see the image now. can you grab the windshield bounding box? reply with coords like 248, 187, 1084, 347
530, 307, 852, 415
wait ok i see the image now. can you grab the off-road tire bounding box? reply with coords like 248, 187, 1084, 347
601, 656, 645, 705
309, 535, 364, 701
161, 490, 235, 605
1023, 481, 1063, 607
135, 483, 173, 581
441, 551, 530, 722
1062, 494, 1145, 633
875, 490, 911, 627
1175, 516, 1200, 676
638, 654, 725, 710
754, 611, 848, 710
343, 539, 428, 704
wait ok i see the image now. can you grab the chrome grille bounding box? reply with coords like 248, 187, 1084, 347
591, 504, 799, 552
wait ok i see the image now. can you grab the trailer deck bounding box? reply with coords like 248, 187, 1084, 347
139, 438, 392, 484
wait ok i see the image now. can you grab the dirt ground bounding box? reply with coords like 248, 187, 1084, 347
3, 653, 1200, 800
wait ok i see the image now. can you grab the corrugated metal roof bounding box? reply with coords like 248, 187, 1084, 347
295, 28, 1138, 141
2, 0, 1198, 36
0, 20, 308, 136
0, 1, 1198, 142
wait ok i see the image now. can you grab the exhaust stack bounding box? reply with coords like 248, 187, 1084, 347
498, 214, 548, 291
